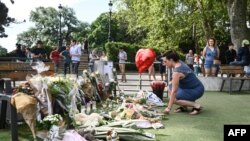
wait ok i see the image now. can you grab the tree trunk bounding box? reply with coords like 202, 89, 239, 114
226, 0, 250, 49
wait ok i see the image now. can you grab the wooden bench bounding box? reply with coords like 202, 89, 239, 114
219, 65, 250, 94
0, 61, 54, 141
0, 61, 55, 85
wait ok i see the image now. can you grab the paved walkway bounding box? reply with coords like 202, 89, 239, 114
116, 72, 168, 95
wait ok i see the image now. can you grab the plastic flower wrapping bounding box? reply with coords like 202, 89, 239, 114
48, 77, 72, 96
32, 61, 50, 74
150, 81, 166, 90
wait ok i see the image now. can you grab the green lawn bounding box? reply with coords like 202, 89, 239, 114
1, 91, 250, 141
150, 91, 250, 141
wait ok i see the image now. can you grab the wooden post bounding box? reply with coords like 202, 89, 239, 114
0, 79, 18, 140
6, 79, 18, 141
0, 79, 9, 129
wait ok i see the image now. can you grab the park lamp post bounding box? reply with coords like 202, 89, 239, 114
58, 4, 63, 51
108, 0, 113, 42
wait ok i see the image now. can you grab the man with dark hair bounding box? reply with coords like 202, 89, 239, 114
60, 45, 71, 75
157, 52, 166, 81
70, 39, 81, 76
225, 43, 236, 64
31, 40, 47, 61
15, 43, 26, 62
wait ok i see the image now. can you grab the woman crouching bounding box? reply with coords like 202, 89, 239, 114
162, 50, 204, 115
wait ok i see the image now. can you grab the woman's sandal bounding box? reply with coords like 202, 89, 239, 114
189, 107, 202, 115
174, 107, 188, 113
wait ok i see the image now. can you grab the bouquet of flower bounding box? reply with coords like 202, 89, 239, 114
104, 79, 116, 94
48, 78, 72, 96
83, 70, 102, 101
14, 82, 36, 95
40, 114, 63, 130
150, 81, 166, 100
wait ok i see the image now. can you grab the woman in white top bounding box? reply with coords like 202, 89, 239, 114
118, 48, 127, 82
100, 51, 108, 61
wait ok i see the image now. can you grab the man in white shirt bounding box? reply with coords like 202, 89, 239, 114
70, 39, 81, 76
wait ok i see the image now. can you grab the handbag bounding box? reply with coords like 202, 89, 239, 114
213, 59, 221, 65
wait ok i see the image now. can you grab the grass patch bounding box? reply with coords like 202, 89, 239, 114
1, 91, 250, 141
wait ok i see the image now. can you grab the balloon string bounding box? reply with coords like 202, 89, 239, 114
139, 74, 142, 90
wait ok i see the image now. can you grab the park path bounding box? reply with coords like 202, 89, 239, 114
116, 72, 167, 95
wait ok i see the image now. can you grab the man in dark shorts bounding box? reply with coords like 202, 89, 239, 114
157, 53, 166, 81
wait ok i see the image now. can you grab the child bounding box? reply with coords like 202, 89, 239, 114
193, 54, 199, 76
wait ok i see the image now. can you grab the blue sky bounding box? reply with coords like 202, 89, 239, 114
0, 0, 112, 52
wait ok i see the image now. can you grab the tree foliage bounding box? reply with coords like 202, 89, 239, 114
88, 12, 138, 49
17, 6, 82, 47
0, 45, 8, 56
0, 1, 15, 38
115, 0, 229, 52
71, 22, 90, 43
88, 13, 109, 48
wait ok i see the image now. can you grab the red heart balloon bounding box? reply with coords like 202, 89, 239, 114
135, 48, 156, 73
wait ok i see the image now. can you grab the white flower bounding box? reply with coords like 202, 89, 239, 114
105, 83, 110, 87
90, 73, 95, 77
83, 70, 88, 73
95, 71, 100, 75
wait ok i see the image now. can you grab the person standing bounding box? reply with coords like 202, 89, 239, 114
202, 37, 220, 77
185, 50, 194, 70
25, 47, 33, 64
60, 45, 71, 75
118, 47, 127, 82
225, 43, 236, 64
15, 43, 26, 62
32, 40, 47, 62
89, 50, 99, 72
100, 51, 108, 61
157, 53, 166, 81
83, 38, 89, 54
50, 47, 60, 73
193, 54, 199, 76
70, 39, 82, 76
162, 50, 204, 115
148, 63, 156, 81
199, 51, 205, 76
